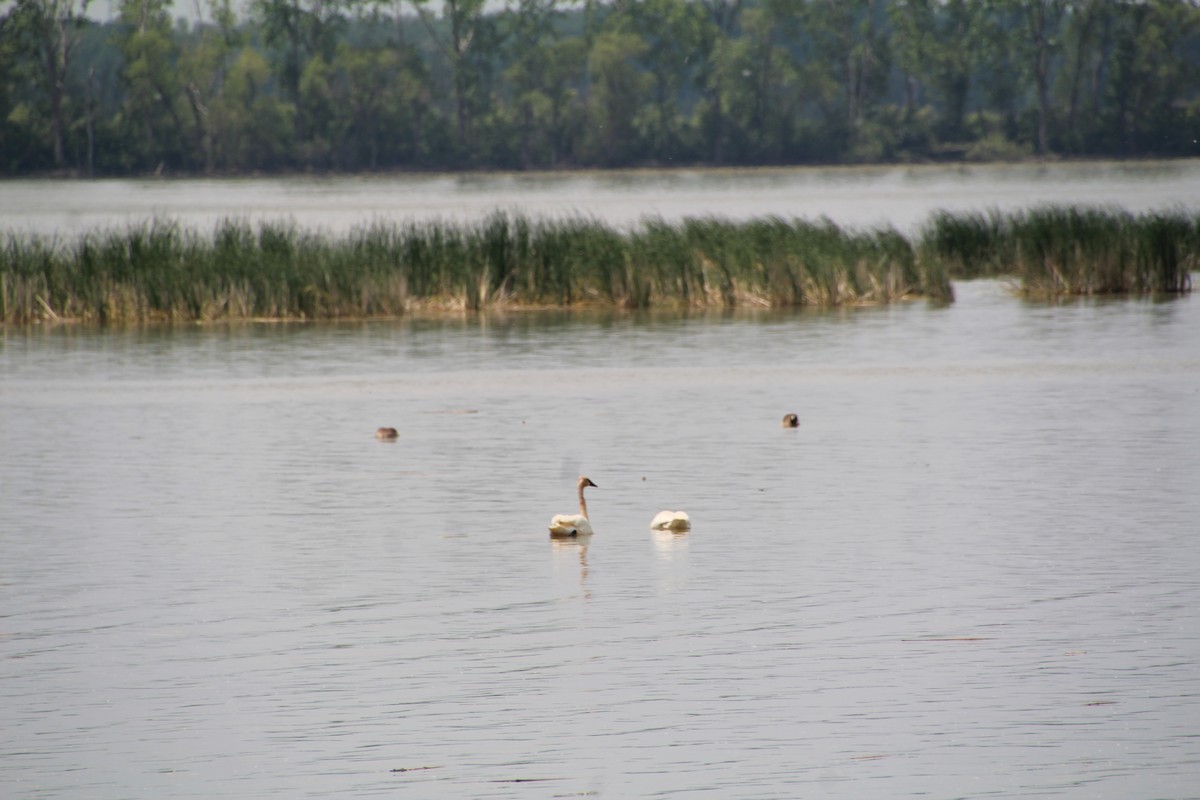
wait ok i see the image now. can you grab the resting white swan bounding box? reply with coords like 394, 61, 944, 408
549, 476, 598, 536
650, 510, 691, 531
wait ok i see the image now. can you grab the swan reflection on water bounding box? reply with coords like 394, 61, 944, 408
651, 506, 691, 563
550, 535, 590, 601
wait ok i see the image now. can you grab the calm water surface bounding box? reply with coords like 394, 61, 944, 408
2, 159, 1199, 235
2, 280, 1199, 799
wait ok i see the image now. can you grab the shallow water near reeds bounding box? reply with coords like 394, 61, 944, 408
2, 279, 1199, 799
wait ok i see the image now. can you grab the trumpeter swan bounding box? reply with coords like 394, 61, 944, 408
650, 510, 691, 531
375, 427, 399, 440
549, 476, 598, 536
781, 413, 800, 428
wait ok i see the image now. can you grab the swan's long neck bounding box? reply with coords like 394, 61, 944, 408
578, 484, 590, 519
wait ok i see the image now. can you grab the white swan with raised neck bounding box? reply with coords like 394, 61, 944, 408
549, 476, 598, 536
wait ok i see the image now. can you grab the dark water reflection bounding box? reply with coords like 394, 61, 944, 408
2, 282, 1199, 798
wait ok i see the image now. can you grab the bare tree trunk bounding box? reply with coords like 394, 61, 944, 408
449, 0, 470, 150
700, 0, 743, 164
1065, 3, 1098, 130
847, 54, 858, 128
86, 65, 95, 176
185, 84, 213, 174
854, 0, 876, 130
411, 0, 480, 155
34, 1, 86, 170
1025, 0, 1062, 157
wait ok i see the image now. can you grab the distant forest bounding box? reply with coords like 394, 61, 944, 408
3, 0, 1199, 176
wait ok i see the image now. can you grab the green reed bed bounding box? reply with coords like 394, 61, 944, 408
0, 214, 947, 324
920, 207, 1197, 295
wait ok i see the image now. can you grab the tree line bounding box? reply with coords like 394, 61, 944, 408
2, 0, 1199, 177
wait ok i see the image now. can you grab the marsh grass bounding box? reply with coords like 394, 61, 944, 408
1, 214, 947, 324
920, 206, 1197, 295
8, 206, 1189, 325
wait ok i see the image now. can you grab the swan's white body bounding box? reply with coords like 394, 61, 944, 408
650, 510, 691, 531
549, 514, 593, 536
549, 477, 597, 536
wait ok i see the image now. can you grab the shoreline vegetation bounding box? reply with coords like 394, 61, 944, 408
1, 207, 1195, 326
4, 1, 1198, 176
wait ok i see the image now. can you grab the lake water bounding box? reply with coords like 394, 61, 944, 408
2, 165, 1200, 799
2, 159, 1199, 236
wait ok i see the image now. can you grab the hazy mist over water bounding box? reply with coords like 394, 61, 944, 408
3, 160, 1198, 237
